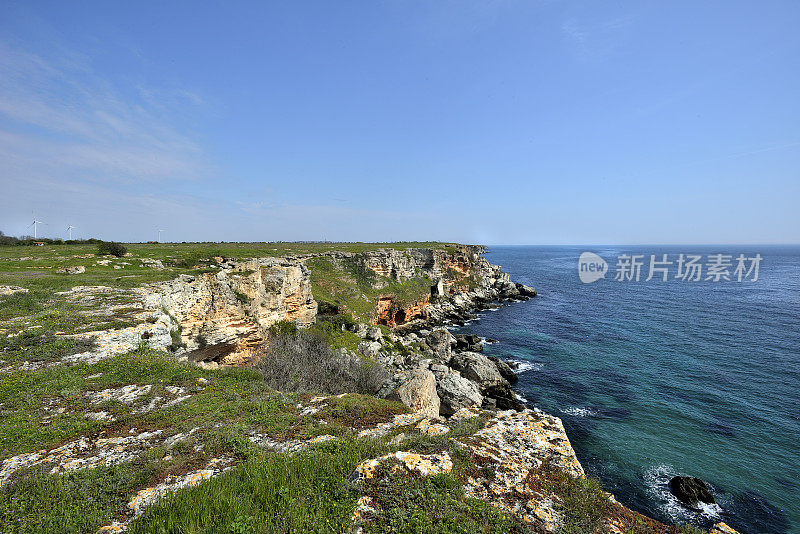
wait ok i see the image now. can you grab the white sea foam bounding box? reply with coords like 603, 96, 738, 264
642, 465, 722, 524
563, 406, 597, 417
508, 360, 541, 373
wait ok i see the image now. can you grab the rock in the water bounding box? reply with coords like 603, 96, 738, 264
378, 368, 440, 417
669, 476, 716, 506
431, 365, 483, 416
515, 283, 537, 297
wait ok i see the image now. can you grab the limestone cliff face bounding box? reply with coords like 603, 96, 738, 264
146, 258, 316, 365
375, 295, 430, 327
359, 245, 522, 327
143, 245, 523, 363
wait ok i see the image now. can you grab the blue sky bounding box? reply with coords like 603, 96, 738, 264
1, 1, 799, 244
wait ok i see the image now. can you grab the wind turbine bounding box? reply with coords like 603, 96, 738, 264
27, 215, 46, 239
157, 229, 164, 243
66, 225, 76, 240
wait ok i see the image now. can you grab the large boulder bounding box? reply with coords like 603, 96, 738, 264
454, 334, 483, 352
366, 326, 383, 342
378, 368, 440, 418
449, 352, 506, 390
431, 365, 483, 416
497, 280, 520, 299
669, 476, 716, 507
482, 382, 524, 411
487, 355, 518, 384
426, 328, 455, 360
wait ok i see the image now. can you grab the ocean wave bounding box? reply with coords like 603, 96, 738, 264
562, 406, 597, 417
508, 360, 542, 373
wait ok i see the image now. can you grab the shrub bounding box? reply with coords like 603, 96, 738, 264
250, 329, 387, 394
268, 320, 298, 337
97, 241, 127, 257
168, 328, 185, 352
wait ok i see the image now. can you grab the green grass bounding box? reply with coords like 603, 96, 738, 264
0, 242, 450, 335
306, 256, 433, 323
360, 467, 532, 534
0, 330, 96, 364
0, 347, 406, 461
128, 439, 391, 534
1, 456, 164, 534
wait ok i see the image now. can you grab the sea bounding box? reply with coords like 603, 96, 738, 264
451, 245, 799, 534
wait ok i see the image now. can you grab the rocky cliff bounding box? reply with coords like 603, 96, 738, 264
311, 245, 535, 327
147, 245, 532, 366
144, 257, 316, 365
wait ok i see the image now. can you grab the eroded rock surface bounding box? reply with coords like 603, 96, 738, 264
377, 368, 440, 417
146, 258, 317, 364
459, 409, 584, 532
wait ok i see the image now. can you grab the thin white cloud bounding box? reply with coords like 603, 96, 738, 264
0, 41, 205, 183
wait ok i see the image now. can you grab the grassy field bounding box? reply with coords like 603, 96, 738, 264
0, 241, 510, 533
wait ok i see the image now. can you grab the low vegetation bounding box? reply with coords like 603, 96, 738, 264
128, 440, 389, 534
250, 326, 387, 395
97, 241, 127, 257
307, 256, 433, 322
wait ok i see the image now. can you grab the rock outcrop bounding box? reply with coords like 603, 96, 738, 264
301, 245, 533, 328
375, 295, 430, 326
145, 258, 316, 365
669, 476, 716, 507
377, 368, 440, 418
431, 364, 484, 415
56, 265, 85, 274
0, 285, 28, 296
460, 409, 584, 532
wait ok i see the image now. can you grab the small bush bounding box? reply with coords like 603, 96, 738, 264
168, 328, 185, 352
97, 241, 127, 257
250, 329, 387, 394
268, 320, 298, 337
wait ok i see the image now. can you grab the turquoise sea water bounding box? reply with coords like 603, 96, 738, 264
453, 245, 799, 534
